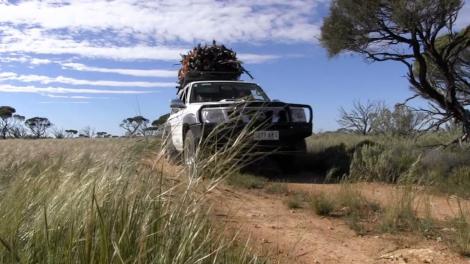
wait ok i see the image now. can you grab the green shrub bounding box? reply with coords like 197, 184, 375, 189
310, 193, 334, 215
307, 133, 371, 152
306, 132, 470, 197
350, 143, 418, 183
406, 147, 470, 197
379, 187, 421, 233
286, 192, 307, 209
448, 211, 470, 256
226, 173, 267, 189
265, 182, 289, 195
309, 186, 380, 235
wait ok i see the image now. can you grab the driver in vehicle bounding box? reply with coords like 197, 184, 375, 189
236, 88, 252, 100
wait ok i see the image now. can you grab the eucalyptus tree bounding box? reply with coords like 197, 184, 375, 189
321, 0, 470, 141
0, 106, 16, 139
120, 116, 149, 137
25, 117, 52, 138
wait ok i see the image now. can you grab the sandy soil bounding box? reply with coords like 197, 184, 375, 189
288, 182, 470, 221
210, 184, 469, 264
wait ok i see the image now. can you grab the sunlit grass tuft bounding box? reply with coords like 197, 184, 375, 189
0, 138, 263, 263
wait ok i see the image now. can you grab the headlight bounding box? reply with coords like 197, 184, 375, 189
290, 107, 307, 123
201, 108, 227, 123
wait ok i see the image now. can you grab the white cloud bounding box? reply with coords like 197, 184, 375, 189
0, 28, 186, 60
0, 84, 152, 94
0, 0, 323, 43
0, 54, 52, 65
0, 27, 280, 62
45, 94, 93, 99
0, 72, 175, 88
39, 101, 90, 104
0, 0, 323, 62
0, 55, 29, 63
238, 54, 281, 64
61, 63, 177, 78
30, 58, 52, 65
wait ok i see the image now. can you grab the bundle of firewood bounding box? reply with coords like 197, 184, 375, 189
178, 41, 251, 88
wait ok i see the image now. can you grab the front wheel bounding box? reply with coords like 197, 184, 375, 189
183, 130, 198, 176
162, 129, 181, 164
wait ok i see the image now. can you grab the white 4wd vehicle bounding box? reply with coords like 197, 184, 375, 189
166, 80, 313, 169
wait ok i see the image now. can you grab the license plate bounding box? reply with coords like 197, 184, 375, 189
253, 131, 279, 141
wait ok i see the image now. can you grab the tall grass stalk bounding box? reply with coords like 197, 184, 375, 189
160, 103, 278, 187
448, 200, 470, 256
0, 139, 263, 263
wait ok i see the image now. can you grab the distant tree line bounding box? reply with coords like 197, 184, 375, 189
0, 106, 52, 139
338, 101, 428, 136
120, 113, 169, 137
1, 106, 170, 139
0, 105, 118, 139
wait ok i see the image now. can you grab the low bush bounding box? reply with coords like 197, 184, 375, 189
349, 143, 418, 183
309, 184, 381, 234
448, 211, 470, 256
310, 193, 334, 216
379, 187, 420, 233
286, 192, 308, 209
265, 182, 289, 195
226, 173, 267, 189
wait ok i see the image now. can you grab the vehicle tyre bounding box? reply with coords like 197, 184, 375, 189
162, 124, 181, 164
164, 136, 181, 164
183, 130, 198, 176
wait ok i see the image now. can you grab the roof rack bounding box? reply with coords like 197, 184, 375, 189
177, 71, 241, 91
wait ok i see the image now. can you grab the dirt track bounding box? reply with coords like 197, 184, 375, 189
211, 183, 469, 264
289, 182, 470, 221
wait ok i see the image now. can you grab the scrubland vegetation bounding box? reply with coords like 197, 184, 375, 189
1, 130, 470, 262
1, 0, 468, 261
228, 131, 470, 257
0, 139, 263, 263
309, 132, 470, 256
306, 132, 470, 198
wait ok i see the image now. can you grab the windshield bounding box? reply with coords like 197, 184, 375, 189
190, 82, 269, 103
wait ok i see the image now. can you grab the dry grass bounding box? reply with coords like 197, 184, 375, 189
286, 192, 308, 209
265, 182, 289, 195
310, 192, 335, 215
309, 184, 381, 234
0, 138, 264, 263
446, 202, 470, 256
226, 173, 267, 189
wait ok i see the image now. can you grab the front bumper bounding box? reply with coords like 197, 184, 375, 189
190, 101, 313, 152
189, 122, 312, 152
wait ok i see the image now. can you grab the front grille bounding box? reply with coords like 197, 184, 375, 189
239, 108, 288, 125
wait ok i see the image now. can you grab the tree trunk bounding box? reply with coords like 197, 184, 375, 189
461, 110, 470, 142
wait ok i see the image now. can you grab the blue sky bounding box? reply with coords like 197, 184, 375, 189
0, 0, 469, 135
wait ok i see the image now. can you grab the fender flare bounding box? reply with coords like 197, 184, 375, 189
182, 114, 198, 139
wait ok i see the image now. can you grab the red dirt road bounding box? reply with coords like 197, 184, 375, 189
211, 184, 469, 264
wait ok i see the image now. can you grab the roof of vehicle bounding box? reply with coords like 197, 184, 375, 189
182, 80, 259, 90
177, 80, 265, 100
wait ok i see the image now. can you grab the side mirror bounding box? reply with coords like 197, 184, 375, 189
170, 98, 186, 109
